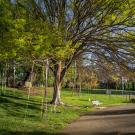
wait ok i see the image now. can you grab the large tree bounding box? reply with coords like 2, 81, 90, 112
10, 0, 135, 104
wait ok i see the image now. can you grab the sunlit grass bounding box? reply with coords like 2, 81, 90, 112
0, 87, 128, 135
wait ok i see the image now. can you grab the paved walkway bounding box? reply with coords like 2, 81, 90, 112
60, 104, 135, 135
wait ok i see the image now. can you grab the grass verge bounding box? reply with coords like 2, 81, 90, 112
0, 87, 128, 135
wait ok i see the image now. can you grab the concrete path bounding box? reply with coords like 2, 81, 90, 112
60, 104, 135, 135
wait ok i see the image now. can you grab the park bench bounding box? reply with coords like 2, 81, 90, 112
89, 98, 102, 106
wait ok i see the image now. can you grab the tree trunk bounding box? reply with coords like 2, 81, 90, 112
51, 80, 62, 105
23, 71, 31, 84
50, 61, 64, 105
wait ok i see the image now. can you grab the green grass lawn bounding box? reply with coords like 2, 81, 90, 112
0, 87, 128, 135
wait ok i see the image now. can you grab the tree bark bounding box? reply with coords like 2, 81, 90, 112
17, 67, 34, 88
18, 71, 31, 87
50, 61, 64, 105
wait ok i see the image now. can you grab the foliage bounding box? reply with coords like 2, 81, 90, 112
14, 0, 135, 65
0, 1, 14, 60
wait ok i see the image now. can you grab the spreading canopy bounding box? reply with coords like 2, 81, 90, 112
14, 0, 135, 69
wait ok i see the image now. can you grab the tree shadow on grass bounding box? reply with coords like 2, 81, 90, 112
0, 130, 55, 135
0, 96, 40, 109
0, 96, 11, 103
0, 95, 41, 118
0, 94, 41, 105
